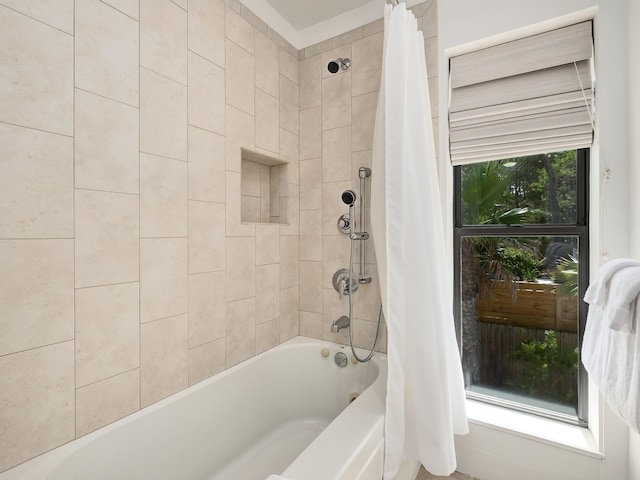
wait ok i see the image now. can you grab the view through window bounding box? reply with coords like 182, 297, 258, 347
454, 150, 589, 423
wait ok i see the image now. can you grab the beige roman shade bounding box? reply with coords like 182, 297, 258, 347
449, 21, 594, 165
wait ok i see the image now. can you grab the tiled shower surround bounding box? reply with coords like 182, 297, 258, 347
0, 0, 438, 473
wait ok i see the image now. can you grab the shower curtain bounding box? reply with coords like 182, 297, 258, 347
370, 4, 468, 478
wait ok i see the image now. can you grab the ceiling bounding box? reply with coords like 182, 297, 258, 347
241, 0, 424, 50
263, 0, 374, 30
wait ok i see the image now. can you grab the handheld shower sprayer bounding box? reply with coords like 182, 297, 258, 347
341, 189, 357, 207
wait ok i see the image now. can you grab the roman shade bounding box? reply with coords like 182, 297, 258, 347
449, 21, 594, 165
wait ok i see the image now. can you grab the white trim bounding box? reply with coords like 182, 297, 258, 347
241, 0, 426, 50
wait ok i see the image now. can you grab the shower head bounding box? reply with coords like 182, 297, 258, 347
328, 58, 351, 74
341, 189, 357, 206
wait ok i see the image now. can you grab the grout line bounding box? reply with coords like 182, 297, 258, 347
72, 0, 77, 440
139, 149, 187, 163
138, 0, 142, 410
74, 186, 140, 197
76, 366, 140, 391
97, 0, 139, 23
0, 3, 73, 37
139, 65, 188, 88
74, 86, 139, 109
0, 338, 75, 359
0, 119, 73, 139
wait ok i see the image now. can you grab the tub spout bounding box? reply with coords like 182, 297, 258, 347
331, 315, 350, 333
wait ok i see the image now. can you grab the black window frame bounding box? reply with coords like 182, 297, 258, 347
453, 148, 590, 426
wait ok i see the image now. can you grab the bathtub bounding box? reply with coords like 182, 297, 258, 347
1, 336, 420, 480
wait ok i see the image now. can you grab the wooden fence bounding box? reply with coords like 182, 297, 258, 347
476, 280, 578, 332
475, 322, 578, 407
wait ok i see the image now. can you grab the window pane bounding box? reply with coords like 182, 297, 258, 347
460, 235, 580, 417
460, 151, 578, 226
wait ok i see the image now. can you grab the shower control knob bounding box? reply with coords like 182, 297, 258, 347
337, 214, 351, 234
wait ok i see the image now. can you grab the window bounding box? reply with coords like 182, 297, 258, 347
453, 149, 589, 425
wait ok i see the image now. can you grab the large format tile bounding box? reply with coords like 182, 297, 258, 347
352, 92, 378, 152
256, 224, 279, 265
225, 298, 255, 367
226, 40, 254, 116
280, 129, 299, 185
225, 236, 255, 302
279, 76, 299, 135
76, 369, 140, 437
141, 314, 188, 407
188, 52, 225, 135
299, 55, 321, 110
189, 272, 225, 347
188, 127, 225, 203
140, 68, 187, 161
280, 236, 299, 289
1, 6, 73, 135
225, 171, 256, 237
226, 6, 253, 54
140, 153, 188, 238
188, 201, 225, 273
300, 261, 322, 314
300, 107, 322, 161
75, 190, 139, 288
0, 240, 73, 357
280, 287, 299, 341
300, 209, 322, 261
322, 72, 351, 131
256, 318, 279, 354
140, 0, 187, 85
0, 0, 74, 33
0, 342, 74, 472
352, 33, 383, 97
255, 89, 279, 154
255, 31, 279, 99
322, 126, 351, 182
300, 159, 322, 210
75, 283, 140, 387
280, 48, 299, 85
255, 264, 279, 324
188, 0, 225, 68
225, 106, 255, 173
140, 238, 188, 323
0, 123, 73, 238
75, 0, 138, 106
75, 89, 139, 194
300, 311, 323, 339
188, 339, 225, 385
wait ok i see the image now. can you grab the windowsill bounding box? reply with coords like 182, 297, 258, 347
465, 399, 603, 459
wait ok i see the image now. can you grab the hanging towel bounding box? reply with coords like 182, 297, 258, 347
583, 258, 640, 305
582, 261, 640, 433
605, 266, 640, 333
371, 4, 468, 478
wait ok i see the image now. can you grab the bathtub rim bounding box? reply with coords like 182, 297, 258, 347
0, 336, 386, 480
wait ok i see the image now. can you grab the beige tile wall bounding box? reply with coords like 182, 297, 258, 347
0, 0, 300, 472
0, 0, 437, 473
297, 0, 439, 352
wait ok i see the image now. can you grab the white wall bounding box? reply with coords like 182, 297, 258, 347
439, 0, 633, 478
628, 0, 640, 476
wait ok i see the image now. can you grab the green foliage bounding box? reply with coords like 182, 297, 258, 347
495, 246, 541, 281
512, 330, 578, 404
551, 255, 579, 297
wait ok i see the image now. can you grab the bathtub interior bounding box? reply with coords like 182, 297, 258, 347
4, 338, 381, 480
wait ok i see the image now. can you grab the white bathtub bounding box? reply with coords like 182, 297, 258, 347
1, 337, 420, 480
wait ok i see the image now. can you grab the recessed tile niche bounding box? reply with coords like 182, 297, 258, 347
240, 148, 289, 224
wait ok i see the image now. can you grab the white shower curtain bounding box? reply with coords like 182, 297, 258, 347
370, 4, 468, 478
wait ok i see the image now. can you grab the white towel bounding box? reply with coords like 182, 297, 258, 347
582, 262, 640, 433
605, 266, 640, 333
265, 475, 289, 480
584, 258, 640, 306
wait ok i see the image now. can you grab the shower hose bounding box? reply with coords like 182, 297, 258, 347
347, 231, 383, 363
